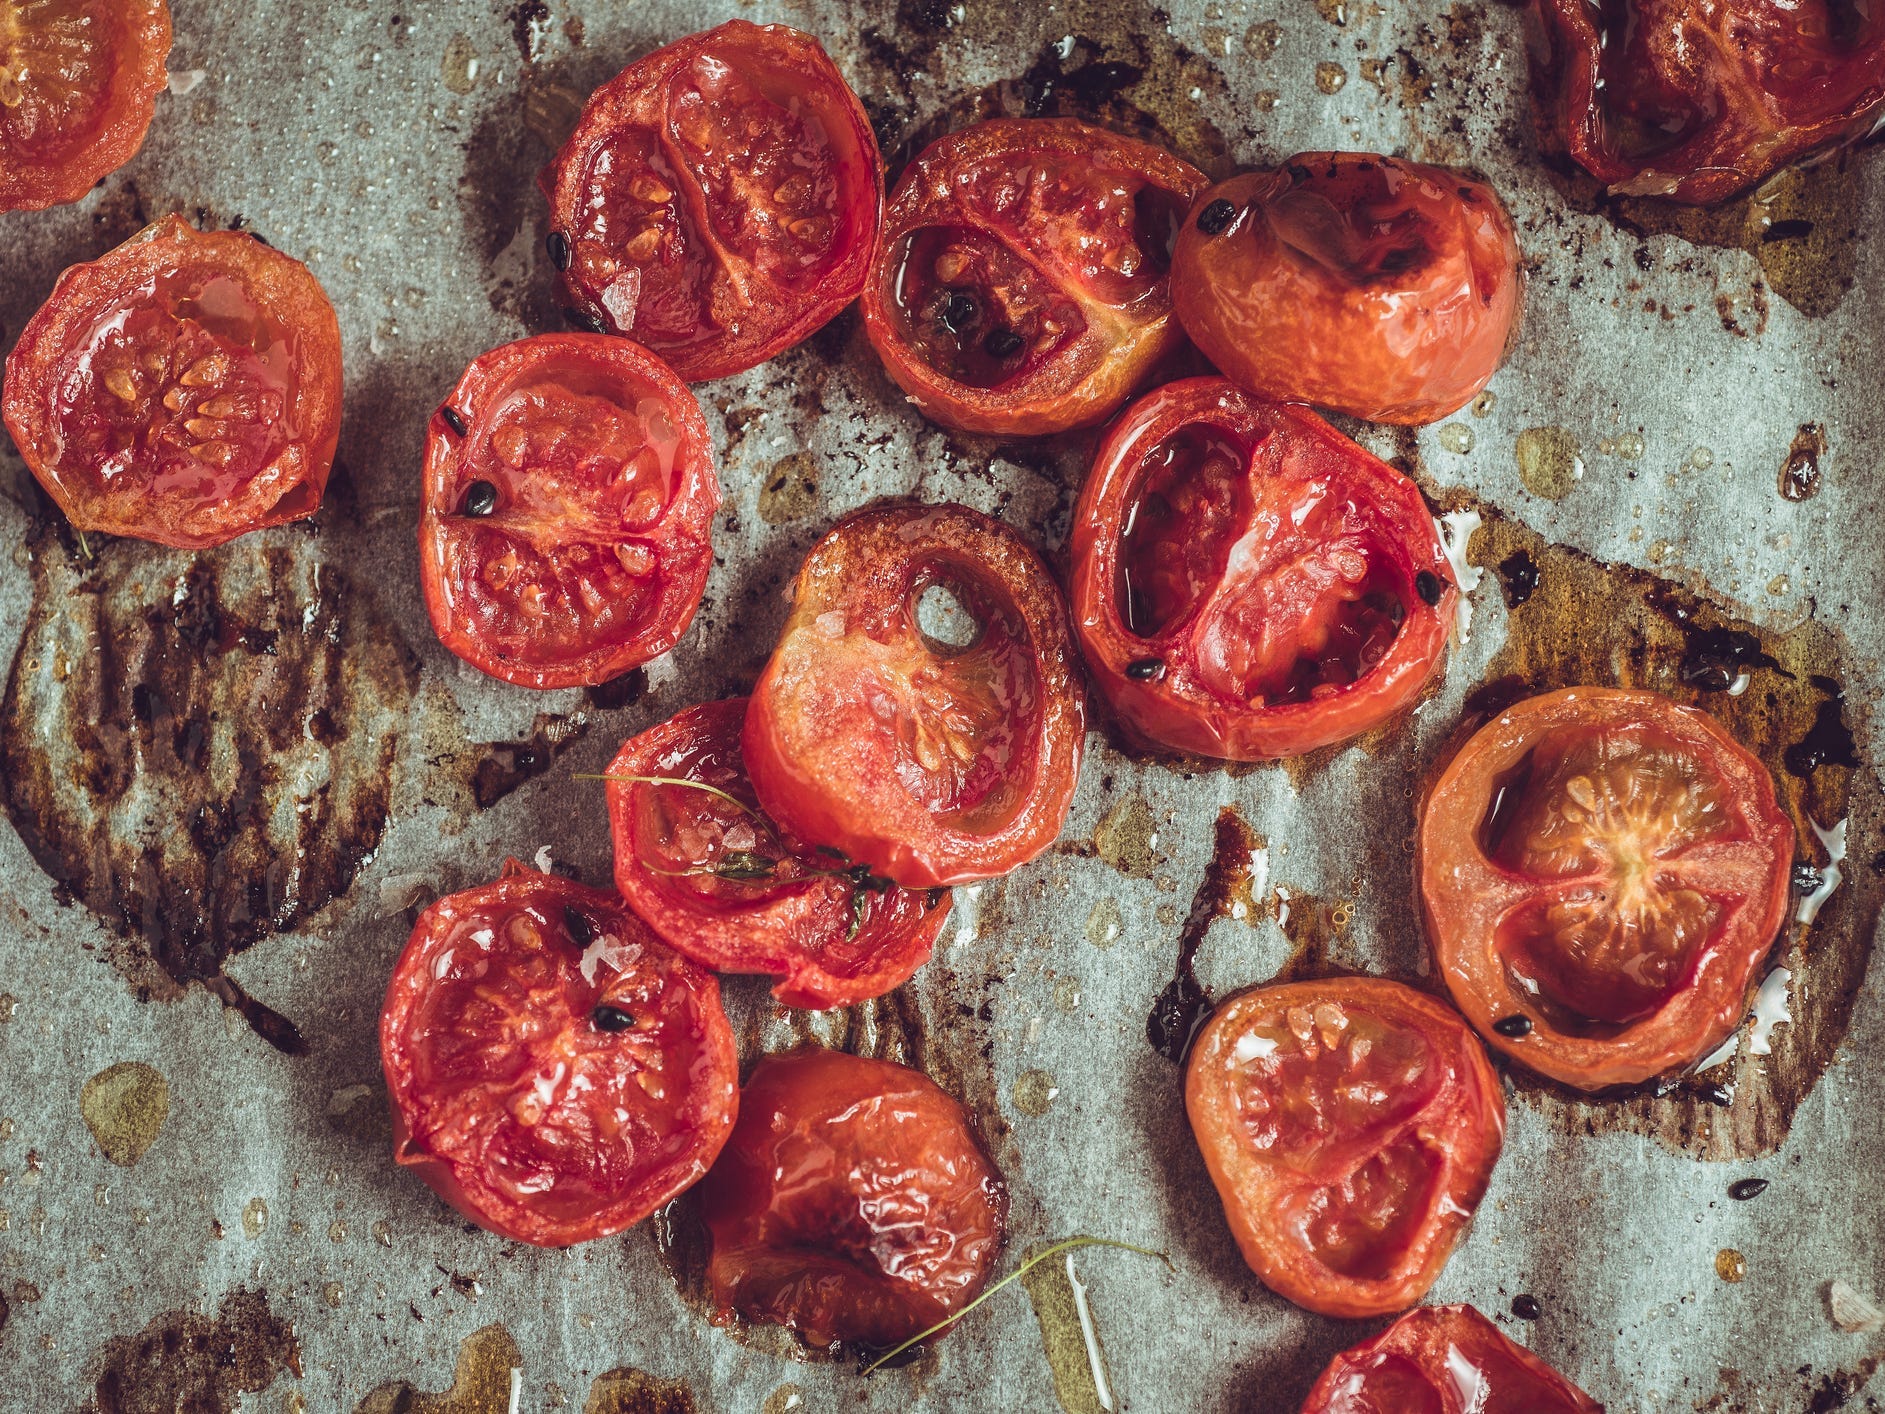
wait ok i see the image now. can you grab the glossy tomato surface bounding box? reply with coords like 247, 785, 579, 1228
1070, 378, 1455, 761
419, 333, 719, 689
1532, 0, 1885, 205
1171, 154, 1521, 424
1187, 978, 1504, 1319
0, 0, 171, 211
2, 215, 342, 548
542, 20, 881, 383
1420, 688, 1794, 1090
606, 697, 951, 1009
1300, 1304, 1605, 1413
862, 118, 1208, 436
380, 860, 737, 1247
743, 502, 1084, 887
697, 1047, 1006, 1349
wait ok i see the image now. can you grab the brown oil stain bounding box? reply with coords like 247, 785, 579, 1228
354, 1323, 520, 1413
470, 709, 595, 810
757, 452, 820, 526
1779, 422, 1827, 502
81, 1287, 301, 1414
79, 1062, 170, 1167
1147, 806, 1262, 1063
760, 1388, 804, 1414
584, 1368, 694, 1414
1093, 794, 1164, 878
1715, 1247, 1748, 1283
1020, 1239, 1117, 1414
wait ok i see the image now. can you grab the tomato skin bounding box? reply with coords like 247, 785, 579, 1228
1187, 978, 1504, 1319
418, 333, 720, 690
1420, 688, 1795, 1091
2, 216, 342, 549
697, 1047, 1006, 1349
542, 20, 882, 383
861, 118, 1208, 436
742, 502, 1085, 888
1171, 155, 1521, 425
379, 860, 737, 1248
1070, 378, 1454, 761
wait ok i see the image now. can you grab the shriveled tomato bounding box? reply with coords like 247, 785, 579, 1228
861, 118, 1208, 436
0, 0, 171, 212
1187, 978, 1503, 1319
1531, 0, 1885, 206
1301, 1304, 1605, 1413
697, 1047, 1005, 1349
743, 502, 1084, 887
1420, 688, 1794, 1090
419, 333, 719, 689
380, 860, 737, 1247
2, 216, 342, 548
1170, 154, 1521, 424
1070, 378, 1454, 761
542, 20, 881, 383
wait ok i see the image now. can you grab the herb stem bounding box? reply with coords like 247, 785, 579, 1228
575, 772, 761, 821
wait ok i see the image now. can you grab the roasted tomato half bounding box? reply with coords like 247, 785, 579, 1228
1420, 688, 1794, 1090
1070, 378, 1455, 761
542, 20, 881, 383
1170, 154, 1521, 424
0, 0, 171, 211
606, 697, 952, 1009
861, 118, 1208, 436
743, 502, 1084, 887
419, 333, 720, 689
1531, 0, 1885, 206
1186, 978, 1504, 1319
2, 216, 342, 548
1301, 1303, 1606, 1413
380, 860, 737, 1247
697, 1047, 1006, 1349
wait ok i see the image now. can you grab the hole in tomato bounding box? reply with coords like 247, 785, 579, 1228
1296, 1134, 1442, 1281
1131, 182, 1189, 275
1119, 422, 1253, 637
888, 224, 1086, 388
914, 581, 982, 654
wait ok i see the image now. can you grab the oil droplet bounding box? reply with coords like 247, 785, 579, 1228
1766, 574, 1791, 596
1252, 89, 1279, 112
440, 34, 480, 94
1021, 1243, 1117, 1414
283, 1392, 308, 1414
1314, 62, 1347, 94
1084, 897, 1123, 949
1437, 423, 1475, 455
1053, 977, 1082, 1012
328, 1220, 347, 1243
1514, 427, 1584, 500
355, 1325, 521, 1414
0, 993, 16, 1021
585, 1367, 696, 1412
1013, 1069, 1059, 1117
1683, 445, 1716, 473
243, 1198, 269, 1239
1314, 0, 1348, 21
1243, 20, 1282, 57
0, 1118, 13, 1138
757, 452, 818, 525
1094, 795, 1163, 878
79, 1062, 170, 1167
1612, 432, 1645, 460
373, 1219, 392, 1247
1716, 1248, 1747, 1283
1471, 391, 1496, 418
321, 1282, 343, 1308
762, 1386, 804, 1414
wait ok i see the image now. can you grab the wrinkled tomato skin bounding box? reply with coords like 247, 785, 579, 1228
1186, 978, 1504, 1319
862, 118, 1208, 436
1300, 1304, 1606, 1413
743, 502, 1085, 888
1420, 688, 1794, 1091
379, 860, 738, 1248
0, 0, 171, 211
606, 697, 952, 1009
419, 333, 720, 690
1171, 155, 1521, 425
2, 216, 342, 548
697, 1047, 1006, 1349
542, 20, 882, 383
1070, 378, 1455, 761
1531, 0, 1885, 206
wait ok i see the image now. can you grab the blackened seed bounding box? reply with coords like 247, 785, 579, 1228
1125, 657, 1166, 681
1415, 570, 1444, 606
1792, 862, 1822, 895
1698, 1081, 1732, 1107
440, 406, 469, 437
462, 480, 499, 517
563, 305, 608, 335
941, 292, 978, 333
547, 230, 572, 270
1728, 1177, 1770, 1201
563, 906, 594, 948
592, 1004, 635, 1032
1511, 1295, 1541, 1321
1195, 198, 1237, 236
925, 887, 946, 910
983, 327, 1024, 359
1492, 1014, 1532, 1038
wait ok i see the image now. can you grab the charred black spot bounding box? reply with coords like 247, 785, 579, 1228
1195, 198, 1236, 236
1496, 549, 1539, 607
1148, 808, 1260, 1064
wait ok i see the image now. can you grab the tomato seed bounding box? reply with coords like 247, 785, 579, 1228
1415, 570, 1444, 605
1492, 1014, 1532, 1038
563, 906, 594, 948
1195, 198, 1237, 236
546, 230, 571, 270
941, 292, 978, 334
1125, 657, 1166, 681
1511, 1295, 1541, 1320
462, 480, 498, 517
983, 327, 1023, 359
1728, 1177, 1769, 1201
440, 405, 469, 437
592, 1004, 635, 1032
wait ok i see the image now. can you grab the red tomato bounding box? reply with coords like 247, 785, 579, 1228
1186, 979, 1504, 1319
1170, 154, 1521, 424
0, 0, 171, 212
1532, 0, 1885, 206
697, 1047, 1006, 1349
605, 697, 952, 1009
541, 20, 882, 383
1300, 1304, 1605, 1413
380, 860, 737, 1247
1420, 688, 1794, 1090
418, 333, 720, 689
2, 216, 342, 549
742, 502, 1085, 887
861, 118, 1208, 436
1070, 378, 1455, 761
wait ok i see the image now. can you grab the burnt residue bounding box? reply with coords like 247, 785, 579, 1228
1780, 423, 1828, 502
355, 1324, 520, 1413
507, 0, 550, 62
81, 1288, 301, 1414
584, 667, 649, 712
1496, 549, 1539, 607
1785, 685, 1862, 778
585, 1368, 697, 1414
470, 709, 596, 810
1148, 807, 1261, 1063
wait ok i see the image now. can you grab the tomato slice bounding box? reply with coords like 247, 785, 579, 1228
2, 215, 342, 549
1300, 1304, 1605, 1413
1070, 378, 1454, 761
1420, 688, 1795, 1090
696, 1047, 1006, 1349
742, 502, 1085, 887
605, 697, 952, 1009
0, 0, 171, 211
541, 20, 881, 383
861, 118, 1208, 436
1532, 0, 1885, 206
379, 860, 737, 1248
1187, 979, 1503, 1319
418, 333, 720, 689
1170, 154, 1521, 425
